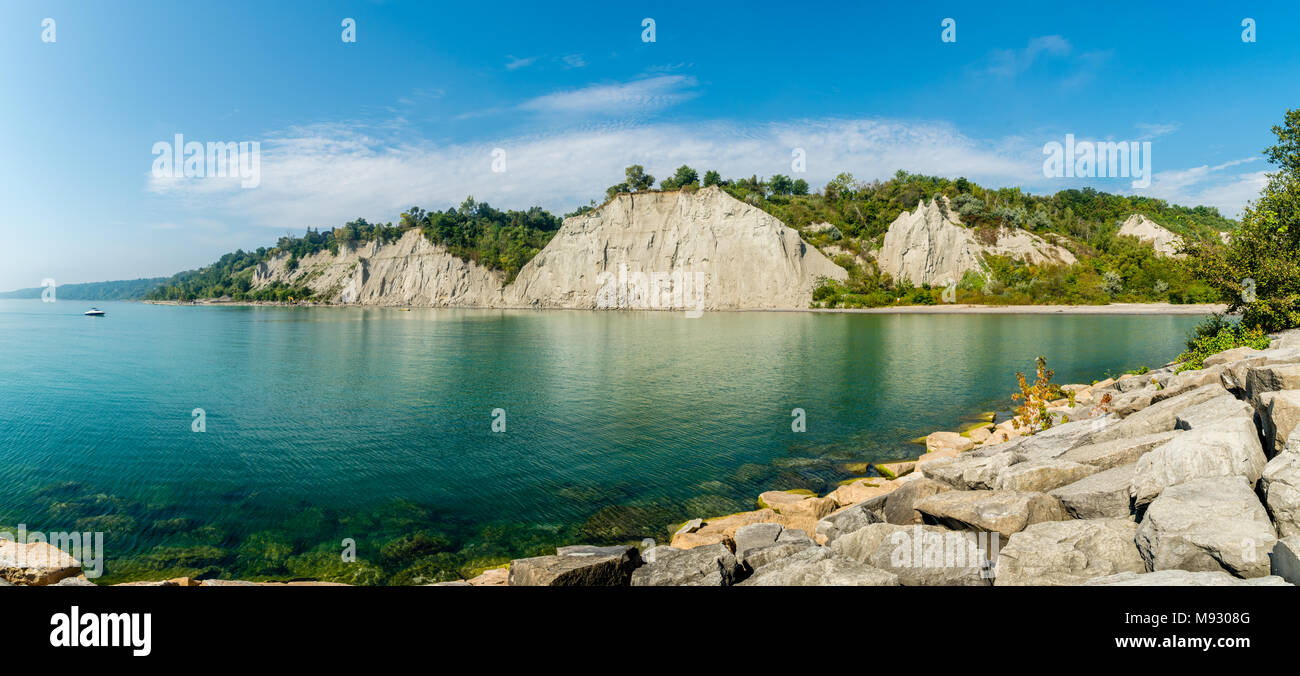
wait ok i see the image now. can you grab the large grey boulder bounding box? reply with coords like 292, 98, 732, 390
508, 545, 641, 586
1269, 535, 1300, 585
993, 458, 1097, 492
0, 539, 82, 586
1050, 462, 1138, 519
1059, 431, 1178, 470
883, 477, 953, 525
994, 518, 1146, 586
1090, 384, 1229, 441
1258, 390, 1300, 457
1174, 394, 1255, 431
1245, 363, 1300, 405
925, 451, 1025, 490
631, 544, 742, 586
1204, 346, 1263, 368
1130, 415, 1267, 507
815, 496, 886, 544
732, 523, 783, 562
740, 528, 817, 571
1149, 365, 1229, 406
992, 417, 1112, 460
1135, 476, 1277, 578
1109, 389, 1157, 418
1260, 448, 1300, 536
1084, 570, 1290, 586
914, 490, 1070, 539
830, 523, 990, 586
737, 546, 899, 586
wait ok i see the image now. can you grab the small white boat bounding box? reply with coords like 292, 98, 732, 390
84, 308, 105, 316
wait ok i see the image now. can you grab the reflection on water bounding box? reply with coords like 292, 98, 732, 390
0, 300, 1205, 583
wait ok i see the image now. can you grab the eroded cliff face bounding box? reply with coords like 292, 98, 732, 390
875, 197, 1077, 287
250, 187, 845, 310
1118, 214, 1185, 258
252, 229, 509, 306
506, 186, 847, 310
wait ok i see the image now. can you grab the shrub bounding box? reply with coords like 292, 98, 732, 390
1174, 316, 1271, 372
1012, 356, 1058, 433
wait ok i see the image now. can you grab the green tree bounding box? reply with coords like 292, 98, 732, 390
769, 174, 794, 195
1187, 108, 1300, 331
660, 164, 699, 190
624, 165, 655, 192
791, 178, 809, 195
702, 170, 723, 187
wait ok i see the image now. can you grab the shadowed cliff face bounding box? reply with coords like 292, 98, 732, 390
875, 197, 1078, 288
251, 186, 847, 310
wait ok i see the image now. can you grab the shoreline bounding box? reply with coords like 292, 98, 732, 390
139, 299, 1229, 315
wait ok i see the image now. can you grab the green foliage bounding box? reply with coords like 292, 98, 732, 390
145, 199, 561, 301
1174, 315, 1272, 372
1186, 108, 1300, 331
702, 169, 723, 187
660, 164, 699, 191
417, 198, 561, 281
1012, 356, 1059, 433
0, 277, 168, 300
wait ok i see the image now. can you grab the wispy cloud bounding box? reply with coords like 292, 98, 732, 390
1137, 157, 1265, 217
519, 75, 699, 116
144, 116, 1040, 229
980, 35, 1109, 89
505, 55, 537, 70
985, 35, 1072, 78
1135, 122, 1181, 140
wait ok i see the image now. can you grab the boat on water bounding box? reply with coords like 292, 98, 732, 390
84, 308, 105, 316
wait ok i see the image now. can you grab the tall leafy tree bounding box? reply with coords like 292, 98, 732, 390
1187, 108, 1300, 331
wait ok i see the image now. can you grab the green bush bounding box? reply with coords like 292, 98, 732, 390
1174, 316, 1271, 372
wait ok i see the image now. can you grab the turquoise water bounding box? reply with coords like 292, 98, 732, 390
0, 300, 1207, 583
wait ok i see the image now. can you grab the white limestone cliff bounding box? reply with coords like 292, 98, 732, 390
875, 197, 1077, 288
250, 186, 846, 310
1118, 214, 1185, 258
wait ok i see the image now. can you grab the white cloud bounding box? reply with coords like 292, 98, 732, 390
1136, 157, 1266, 217
505, 55, 537, 70
1135, 122, 1180, 140
520, 75, 698, 116
144, 116, 1042, 230
985, 35, 1073, 78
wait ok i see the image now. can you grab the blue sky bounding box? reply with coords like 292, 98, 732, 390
2, 0, 1298, 289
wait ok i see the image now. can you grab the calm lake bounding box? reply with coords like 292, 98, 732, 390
0, 299, 1207, 583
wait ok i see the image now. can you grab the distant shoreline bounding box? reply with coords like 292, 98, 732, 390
808, 303, 1229, 315
137, 299, 1230, 315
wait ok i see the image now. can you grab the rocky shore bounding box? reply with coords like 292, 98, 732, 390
462, 326, 1300, 586
8, 329, 1300, 587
